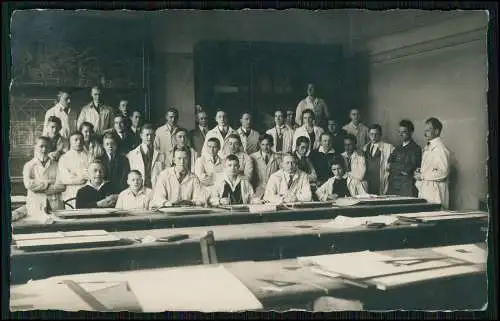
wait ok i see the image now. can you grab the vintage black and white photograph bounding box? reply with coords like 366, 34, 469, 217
7, 7, 492, 313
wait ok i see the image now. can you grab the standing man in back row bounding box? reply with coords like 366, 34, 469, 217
415, 117, 451, 209
154, 107, 180, 156
343, 109, 370, 151
77, 86, 115, 135
43, 90, 78, 138
295, 83, 329, 128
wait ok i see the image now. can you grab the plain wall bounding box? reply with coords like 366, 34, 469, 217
363, 12, 489, 210
149, 10, 349, 129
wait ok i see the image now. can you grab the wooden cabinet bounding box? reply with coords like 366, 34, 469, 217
194, 41, 347, 132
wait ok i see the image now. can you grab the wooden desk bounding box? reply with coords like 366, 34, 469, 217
11, 214, 487, 285
10, 244, 487, 311
12, 200, 440, 234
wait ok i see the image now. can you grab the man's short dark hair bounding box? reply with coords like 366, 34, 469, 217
399, 119, 415, 133
47, 116, 62, 129
425, 117, 443, 133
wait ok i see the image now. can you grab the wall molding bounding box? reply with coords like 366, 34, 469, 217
369, 27, 486, 64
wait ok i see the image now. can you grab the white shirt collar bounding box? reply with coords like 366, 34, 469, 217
402, 140, 411, 147
224, 175, 242, 190
128, 187, 147, 197
318, 146, 335, 154
87, 181, 106, 191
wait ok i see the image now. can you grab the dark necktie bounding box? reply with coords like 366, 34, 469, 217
287, 174, 294, 189
178, 171, 186, 183
276, 127, 283, 152
345, 156, 352, 172
264, 154, 269, 165
40, 159, 48, 167
220, 128, 227, 138
243, 129, 250, 137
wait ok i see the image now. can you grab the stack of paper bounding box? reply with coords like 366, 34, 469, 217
319, 215, 366, 229
126, 265, 263, 312
333, 198, 361, 207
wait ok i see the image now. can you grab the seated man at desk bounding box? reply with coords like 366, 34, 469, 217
23, 136, 66, 220
223, 134, 254, 181
195, 137, 225, 188
315, 159, 352, 201
150, 147, 206, 209
75, 160, 118, 209
295, 136, 318, 185
209, 154, 255, 206
115, 170, 153, 210
263, 153, 312, 204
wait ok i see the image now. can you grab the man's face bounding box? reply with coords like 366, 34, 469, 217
35, 139, 49, 159
166, 111, 178, 126
297, 142, 309, 156
344, 139, 355, 154
227, 138, 240, 154
424, 123, 438, 141
302, 112, 314, 126
89, 163, 104, 183
260, 139, 271, 154
47, 122, 60, 138
91, 88, 101, 103
320, 135, 332, 151
282, 156, 297, 173
399, 126, 412, 142
369, 129, 381, 143
81, 126, 92, 142
331, 164, 344, 178
225, 160, 240, 176
198, 112, 208, 127
60, 93, 71, 108
350, 109, 360, 123
207, 141, 220, 157
70, 134, 83, 151
274, 111, 284, 126
128, 173, 143, 191
131, 111, 142, 127
241, 113, 251, 128
286, 111, 294, 123
119, 101, 129, 116
327, 120, 337, 133
103, 138, 116, 155
141, 129, 155, 146
307, 84, 315, 96
216, 111, 228, 127
175, 131, 188, 147
174, 151, 188, 170
114, 116, 125, 132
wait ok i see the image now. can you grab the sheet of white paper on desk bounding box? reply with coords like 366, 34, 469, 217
431, 244, 487, 264
10, 280, 94, 311
126, 265, 263, 312
333, 198, 360, 207
248, 204, 276, 213
366, 215, 399, 225
297, 251, 454, 279
372, 265, 484, 290
419, 213, 487, 222
396, 211, 487, 219
319, 215, 365, 229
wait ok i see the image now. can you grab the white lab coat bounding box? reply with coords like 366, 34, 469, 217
202, 126, 238, 156
126, 145, 165, 188
292, 125, 325, 152
266, 125, 294, 154
415, 137, 451, 209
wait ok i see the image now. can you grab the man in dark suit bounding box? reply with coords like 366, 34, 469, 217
129, 109, 143, 149
189, 110, 209, 155
105, 114, 136, 155
98, 132, 131, 194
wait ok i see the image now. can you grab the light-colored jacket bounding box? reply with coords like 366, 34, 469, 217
266, 125, 294, 154
194, 154, 225, 187
343, 122, 370, 151
126, 145, 166, 188
295, 96, 329, 126
341, 151, 368, 194
250, 151, 281, 198
237, 127, 260, 155
77, 102, 114, 134
363, 141, 394, 195
23, 158, 65, 220
43, 103, 78, 138
292, 125, 325, 152
202, 126, 239, 156
149, 167, 206, 208
209, 175, 255, 205
416, 137, 451, 209
263, 170, 312, 203
57, 149, 90, 204
154, 124, 178, 156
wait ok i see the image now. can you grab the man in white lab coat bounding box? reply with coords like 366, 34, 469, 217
414, 117, 451, 209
